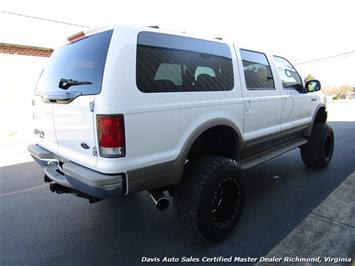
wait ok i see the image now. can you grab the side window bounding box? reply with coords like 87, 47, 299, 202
273, 56, 303, 90
136, 32, 234, 93
240, 49, 275, 90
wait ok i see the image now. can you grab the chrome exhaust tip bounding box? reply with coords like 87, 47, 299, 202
149, 190, 169, 211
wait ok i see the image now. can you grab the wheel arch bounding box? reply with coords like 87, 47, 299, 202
175, 118, 244, 182
305, 104, 327, 136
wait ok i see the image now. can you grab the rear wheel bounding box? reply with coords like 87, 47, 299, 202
174, 155, 245, 241
301, 123, 334, 168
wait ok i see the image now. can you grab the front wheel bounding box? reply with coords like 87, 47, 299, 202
174, 156, 245, 241
301, 123, 334, 168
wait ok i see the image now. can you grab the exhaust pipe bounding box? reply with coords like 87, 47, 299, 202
149, 190, 169, 211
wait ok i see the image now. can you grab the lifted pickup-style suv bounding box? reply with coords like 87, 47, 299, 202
28, 25, 334, 241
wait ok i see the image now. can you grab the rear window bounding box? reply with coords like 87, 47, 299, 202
35, 30, 113, 96
136, 32, 234, 93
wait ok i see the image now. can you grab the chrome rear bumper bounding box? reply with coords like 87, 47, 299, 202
28, 144, 124, 198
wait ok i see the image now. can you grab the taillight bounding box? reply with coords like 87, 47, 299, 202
97, 115, 125, 158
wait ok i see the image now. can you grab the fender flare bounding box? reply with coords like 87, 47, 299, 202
174, 118, 244, 181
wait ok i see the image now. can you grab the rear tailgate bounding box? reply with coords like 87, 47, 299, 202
54, 95, 97, 168
32, 95, 58, 153
35, 30, 113, 170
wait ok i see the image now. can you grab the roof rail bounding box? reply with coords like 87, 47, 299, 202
147, 25, 159, 29
214, 37, 223, 40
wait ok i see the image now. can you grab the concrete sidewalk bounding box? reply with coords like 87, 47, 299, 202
259, 171, 355, 265
0, 132, 34, 167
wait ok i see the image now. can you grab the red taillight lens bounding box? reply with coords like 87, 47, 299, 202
97, 115, 125, 158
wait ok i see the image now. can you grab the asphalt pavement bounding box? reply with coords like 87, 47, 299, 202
1, 121, 355, 265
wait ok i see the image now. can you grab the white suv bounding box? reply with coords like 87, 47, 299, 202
28, 25, 334, 241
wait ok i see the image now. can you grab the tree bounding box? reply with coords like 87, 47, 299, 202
304, 73, 315, 82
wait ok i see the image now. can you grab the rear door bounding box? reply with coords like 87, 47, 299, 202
32, 89, 58, 153
238, 49, 282, 142
35, 30, 113, 169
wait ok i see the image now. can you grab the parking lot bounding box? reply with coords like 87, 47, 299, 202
1, 103, 355, 265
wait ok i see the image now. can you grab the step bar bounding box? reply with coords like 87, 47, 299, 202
239, 138, 308, 170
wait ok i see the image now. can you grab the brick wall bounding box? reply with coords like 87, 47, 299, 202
0, 43, 53, 57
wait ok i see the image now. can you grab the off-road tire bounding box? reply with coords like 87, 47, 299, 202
301, 123, 334, 168
174, 155, 245, 241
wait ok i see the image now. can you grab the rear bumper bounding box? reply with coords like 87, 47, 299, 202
28, 144, 125, 198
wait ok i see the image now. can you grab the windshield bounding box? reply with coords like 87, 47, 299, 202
35, 30, 113, 96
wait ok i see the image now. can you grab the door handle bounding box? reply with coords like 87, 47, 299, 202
41, 91, 82, 104
311, 97, 317, 102
282, 97, 287, 110
246, 100, 251, 114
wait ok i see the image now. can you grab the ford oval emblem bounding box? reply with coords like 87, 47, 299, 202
81, 143, 90, 150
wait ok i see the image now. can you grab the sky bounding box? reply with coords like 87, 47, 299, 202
0, 0, 354, 86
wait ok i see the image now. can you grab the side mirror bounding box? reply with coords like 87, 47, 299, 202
305, 79, 321, 92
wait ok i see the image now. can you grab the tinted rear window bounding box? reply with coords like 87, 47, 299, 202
35, 30, 113, 96
136, 32, 234, 93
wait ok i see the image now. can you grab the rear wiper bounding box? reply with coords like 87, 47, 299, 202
58, 78, 92, 90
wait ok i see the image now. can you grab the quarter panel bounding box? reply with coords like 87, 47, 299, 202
95, 27, 245, 175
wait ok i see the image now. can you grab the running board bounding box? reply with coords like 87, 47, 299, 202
239, 138, 307, 170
